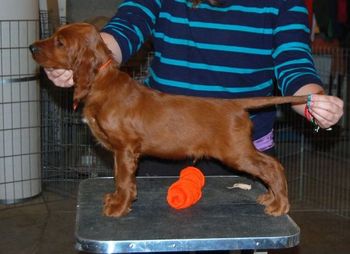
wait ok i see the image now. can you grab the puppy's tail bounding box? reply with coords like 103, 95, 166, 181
236, 95, 308, 110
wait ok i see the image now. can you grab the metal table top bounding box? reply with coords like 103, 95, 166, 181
75, 176, 300, 253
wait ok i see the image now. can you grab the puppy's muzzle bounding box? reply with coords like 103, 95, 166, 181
29, 44, 39, 54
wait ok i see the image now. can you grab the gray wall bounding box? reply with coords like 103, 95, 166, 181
67, 0, 122, 22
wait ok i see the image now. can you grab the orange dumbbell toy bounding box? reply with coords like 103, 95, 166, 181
167, 166, 205, 209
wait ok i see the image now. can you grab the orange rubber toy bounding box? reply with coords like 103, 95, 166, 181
167, 166, 205, 209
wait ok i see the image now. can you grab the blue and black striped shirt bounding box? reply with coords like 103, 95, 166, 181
102, 0, 322, 141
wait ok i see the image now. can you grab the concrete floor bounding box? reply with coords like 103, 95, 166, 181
0, 190, 349, 254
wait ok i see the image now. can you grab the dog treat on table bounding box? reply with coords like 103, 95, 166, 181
227, 183, 252, 190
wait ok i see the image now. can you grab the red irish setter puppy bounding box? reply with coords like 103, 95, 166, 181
30, 23, 308, 217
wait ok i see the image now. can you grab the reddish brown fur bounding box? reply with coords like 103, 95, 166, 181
30, 23, 309, 217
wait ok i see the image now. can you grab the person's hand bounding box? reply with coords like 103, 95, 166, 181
308, 94, 344, 129
44, 68, 74, 87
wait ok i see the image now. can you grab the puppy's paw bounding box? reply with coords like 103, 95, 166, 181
264, 201, 290, 216
261, 197, 290, 216
103, 192, 132, 217
103, 193, 114, 204
257, 191, 274, 206
257, 189, 290, 216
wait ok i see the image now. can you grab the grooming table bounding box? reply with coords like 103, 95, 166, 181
75, 176, 300, 253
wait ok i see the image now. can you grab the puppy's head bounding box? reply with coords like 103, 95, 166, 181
30, 23, 112, 106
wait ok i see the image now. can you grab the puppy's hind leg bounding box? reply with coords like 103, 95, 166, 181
103, 148, 139, 217
222, 150, 290, 216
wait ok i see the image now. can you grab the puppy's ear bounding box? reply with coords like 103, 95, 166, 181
72, 48, 97, 107
72, 25, 110, 106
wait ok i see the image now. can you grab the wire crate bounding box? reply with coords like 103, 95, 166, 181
0, 19, 41, 204
275, 46, 350, 217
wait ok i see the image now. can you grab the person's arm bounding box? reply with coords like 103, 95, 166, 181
101, 0, 160, 63
292, 84, 343, 129
273, 0, 343, 129
100, 32, 123, 64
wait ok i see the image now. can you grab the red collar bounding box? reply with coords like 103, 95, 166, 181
98, 58, 112, 71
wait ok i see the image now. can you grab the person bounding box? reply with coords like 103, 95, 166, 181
45, 0, 343, 175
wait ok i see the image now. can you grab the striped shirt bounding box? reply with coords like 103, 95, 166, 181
102, 0, 322, 142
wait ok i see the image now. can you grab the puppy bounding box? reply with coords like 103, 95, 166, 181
30, 23, 309, 217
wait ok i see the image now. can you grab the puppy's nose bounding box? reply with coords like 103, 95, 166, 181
29, 44, 39, 54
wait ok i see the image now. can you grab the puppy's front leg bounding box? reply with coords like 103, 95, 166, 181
103, 149, 138, 217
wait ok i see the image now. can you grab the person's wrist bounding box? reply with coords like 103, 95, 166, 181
303, 94, 319, 132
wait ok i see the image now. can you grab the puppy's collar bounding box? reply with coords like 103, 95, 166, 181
98, 58, 113, 72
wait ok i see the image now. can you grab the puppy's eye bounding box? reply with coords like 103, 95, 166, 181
55, 36, 65, 47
